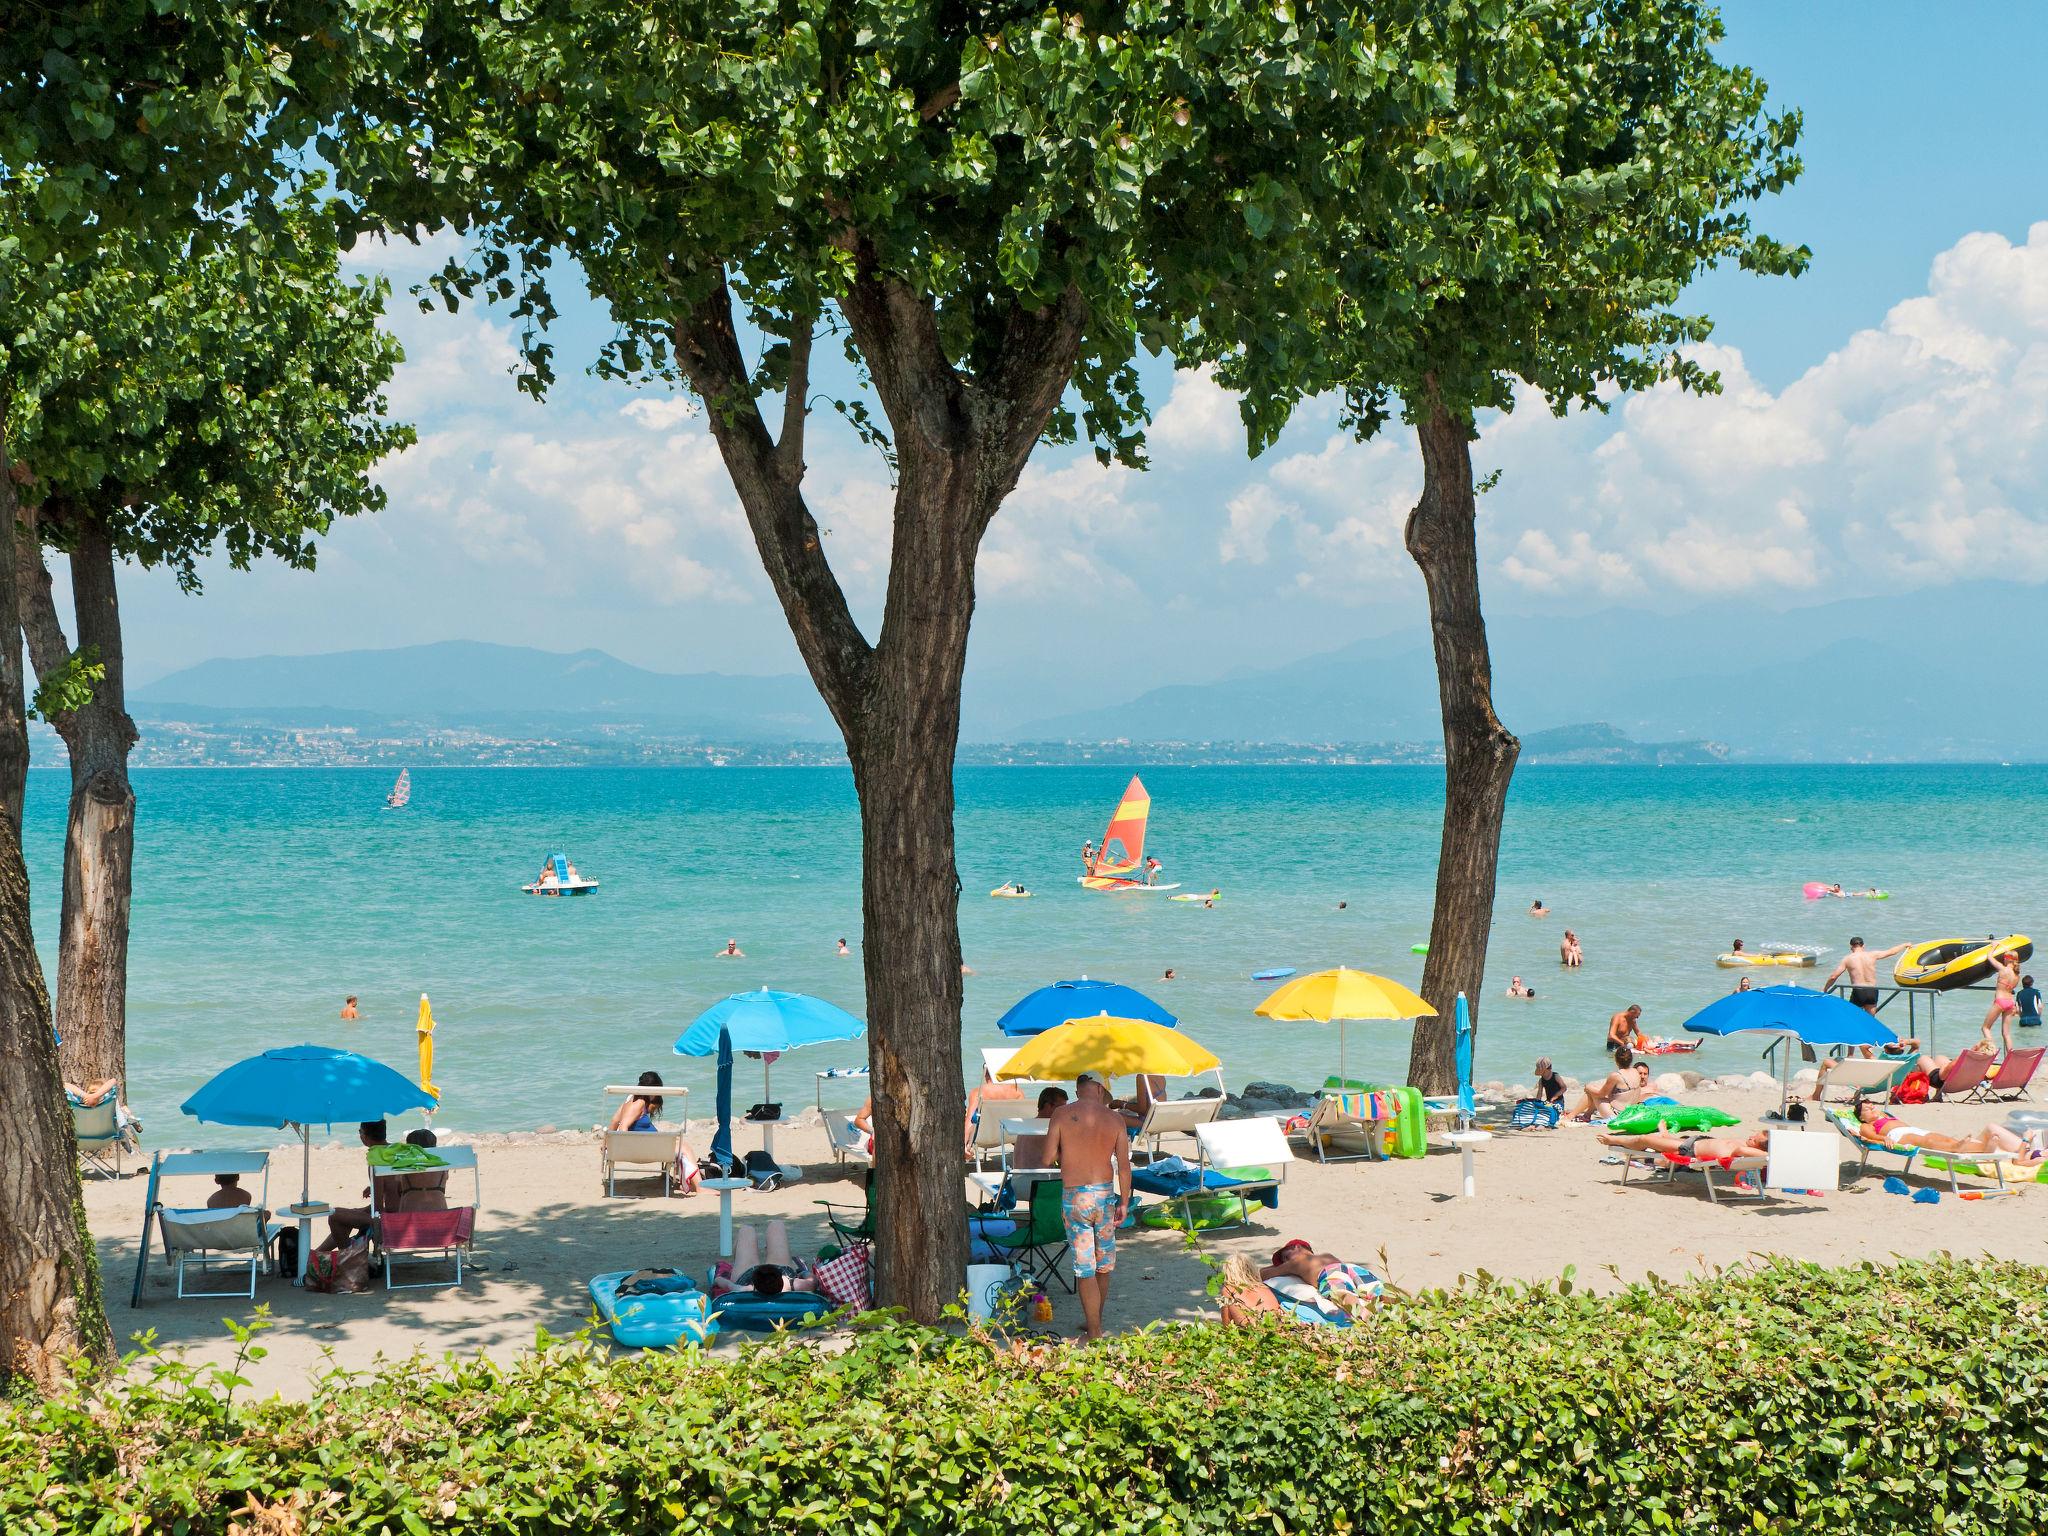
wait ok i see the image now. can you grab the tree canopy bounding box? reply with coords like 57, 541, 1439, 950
4, 184, 410, 589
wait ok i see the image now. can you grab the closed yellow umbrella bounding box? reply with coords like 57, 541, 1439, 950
1254, 967, 1437, 1083
416, 993, 441, 1103
995, 1017, 1220, 1082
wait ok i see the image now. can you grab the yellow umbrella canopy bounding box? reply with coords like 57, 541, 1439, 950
1254, 967, 1437, 1083
416, 993, 441, 1103
995, 1017, 1221, 1082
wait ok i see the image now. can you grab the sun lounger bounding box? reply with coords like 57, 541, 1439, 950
1185, 1117, 1292, 1228
131, 1150, 273, 1306
70, 1093, 127, 1179
602, 1128, 684, 1197
825, 1114, 873, 1165
1971, 1047, 2044, 1104
1619, 1149, 1769, 1202
1289, 1090, 1399, 1162
1131, 1096, 1221, 1163
158, 1207, 277, 1299
1823, 1106, 2026, 1192
1810, 1052, 1919, 1103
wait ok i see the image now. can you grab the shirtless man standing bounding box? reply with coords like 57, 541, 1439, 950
1823, 936, 1909, 1050
1042, 1070, 1132, 1342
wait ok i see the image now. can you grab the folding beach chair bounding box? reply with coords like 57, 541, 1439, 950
1288, 1091, 1397, 1163
1974, 1047, 2044, 1103
368, 1143, 480, 1289
602, 1129, 684, 1197
984, 1178, 1071, 1293
1619, 1148, 1769, 1203
816, 1170, 875, 1247
825, 1114, 874, 1166
1131, 1096, 1222, 1164
1810, 1052, 1918, 1103
1933, 1051, 1994, 1101
158, 1208, 276, 1299
1188, 1117, 1293, 1228
1823, 1107, 2023, 1193
71, 1095, 125, 1179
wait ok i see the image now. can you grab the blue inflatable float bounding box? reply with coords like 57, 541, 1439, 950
589, 1270, 718, 1349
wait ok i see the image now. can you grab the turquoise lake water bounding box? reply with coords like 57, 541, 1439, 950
27, 764, 2043, 1143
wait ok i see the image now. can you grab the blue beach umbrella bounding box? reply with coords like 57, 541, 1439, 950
181, 1043, 438, 1206
1682, 984, 1897, 1108
997, 978, 1178, 1038
1454, 992, 1475, 1125
675, 989, 867, 1168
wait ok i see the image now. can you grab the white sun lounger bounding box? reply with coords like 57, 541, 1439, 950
1184, 1117, 1293, 1228
601, 1129, 683, 1197
1132, 1096, 1222, 1163
158, 1207, 277, 1299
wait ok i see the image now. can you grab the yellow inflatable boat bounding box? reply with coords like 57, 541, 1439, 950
1716, 951, 1817, 969
1893, 935, 2033, 991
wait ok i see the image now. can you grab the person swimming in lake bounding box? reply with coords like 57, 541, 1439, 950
1529, 898, 1550, 918
1560, 930, 1583, 967
836, 938, 850, 956
716, 939, 744, 958
1506, 976, 1532, 998
1606, 1004, 1646, 1059
340, 995, 359, 1021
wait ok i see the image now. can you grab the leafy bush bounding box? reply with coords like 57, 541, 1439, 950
3, 1258, 2044, 1534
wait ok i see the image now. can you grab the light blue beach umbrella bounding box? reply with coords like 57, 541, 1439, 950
1454, 992, 1475, 1126
1682, 984, 1897, 1109
996, 978, 1177, 1037
675, 989, 867, 1169
181, 1042, 438, 1207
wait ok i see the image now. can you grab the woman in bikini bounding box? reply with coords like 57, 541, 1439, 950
1599, 1127, 1769, 1162
1853, 1097, 2044, 1162
1984, 951, 2022, 1056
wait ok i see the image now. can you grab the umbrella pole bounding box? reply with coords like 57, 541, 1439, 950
300, 1124, 312, 1208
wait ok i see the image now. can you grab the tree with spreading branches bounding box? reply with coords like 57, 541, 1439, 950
1199, 0, 1805, 1089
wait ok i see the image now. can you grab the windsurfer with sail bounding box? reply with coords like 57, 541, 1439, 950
1144, 856, 1162, 886
1082, 841, 1096, 874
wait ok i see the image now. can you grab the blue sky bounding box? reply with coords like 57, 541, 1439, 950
104, 4, 2048, 722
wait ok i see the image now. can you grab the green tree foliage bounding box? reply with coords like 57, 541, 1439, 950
3, 1259, 2044, 1533
4, 183, 411, 588
325, 0, 1444, 1319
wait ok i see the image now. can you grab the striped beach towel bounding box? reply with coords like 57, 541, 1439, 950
1334, 1091, 1398, 1123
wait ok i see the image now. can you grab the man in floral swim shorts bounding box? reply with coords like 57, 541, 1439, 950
1043, 1069, 1133, 1341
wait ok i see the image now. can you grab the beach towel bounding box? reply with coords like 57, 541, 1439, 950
367, 1144, 450, 1171
1334, 1090, 1400, 1123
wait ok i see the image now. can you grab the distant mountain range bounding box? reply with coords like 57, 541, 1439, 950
125, 582, 2046, 761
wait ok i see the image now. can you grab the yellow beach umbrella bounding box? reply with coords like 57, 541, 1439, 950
1254, 967, 1437, 1083
416, 993, 441, 1103
995, 1016, 1220, 1082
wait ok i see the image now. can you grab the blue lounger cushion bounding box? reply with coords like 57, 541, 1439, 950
709, 1291, 834, 1332
1132, 1157, 1280, 1210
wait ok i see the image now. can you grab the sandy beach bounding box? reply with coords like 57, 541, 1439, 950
85, 1083, 2048, 1397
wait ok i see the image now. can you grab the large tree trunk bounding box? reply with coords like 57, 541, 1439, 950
675, 270, 1081, 1321
0, 419, 114, 1389
19, 515, 140, 1092
1404, 400, 1519, 1095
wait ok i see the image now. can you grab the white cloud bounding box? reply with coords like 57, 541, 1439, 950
978, 458, 1154, 596
1216, 221, 2048, 605
620, 397, 697, 430
1150, 366, 1242, 455
341, 225, 468, 279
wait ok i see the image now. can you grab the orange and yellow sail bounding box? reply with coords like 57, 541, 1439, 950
1082, 775, 1152, 890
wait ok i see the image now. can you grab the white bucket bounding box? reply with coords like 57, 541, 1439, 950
964, 1264, 1011, 1323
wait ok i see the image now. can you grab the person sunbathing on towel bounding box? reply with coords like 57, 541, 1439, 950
1598, 1128, 1769, 1161
1261, 1238, 1381, 1315
715, 1220, 818, 1295
1218, 1253, 1283, 1325
1851, 1098, 2045, 1162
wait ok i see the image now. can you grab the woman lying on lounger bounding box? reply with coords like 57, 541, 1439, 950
1598, 1128, 1769, 1162
1851, 1098, 2046, 1162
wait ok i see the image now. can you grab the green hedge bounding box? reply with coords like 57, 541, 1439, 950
4, 1258, 2045, 1534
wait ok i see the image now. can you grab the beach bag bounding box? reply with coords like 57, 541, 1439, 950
743, 1149, 783, 1191
274, 1226, 299, 1278
1892, 1069, 1931, 1105
813, 1241, 872, 1310
744, 1102, 782, 1122
306, 1236, 372, 1295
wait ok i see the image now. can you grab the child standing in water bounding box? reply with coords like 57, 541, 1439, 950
1984, 950, 2022, 1056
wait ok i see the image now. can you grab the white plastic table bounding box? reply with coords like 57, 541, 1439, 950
702, 1177, 750, 1258
284, 1201, 330, 1284
1447, 1131, 1493, 1198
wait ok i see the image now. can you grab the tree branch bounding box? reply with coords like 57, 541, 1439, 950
672, 279, 872, 726
14, 502, 76, 702
919, 81, 961, 120
774, 315, 815, 489
833, 238, 969, 456
985, 282, 1090, 482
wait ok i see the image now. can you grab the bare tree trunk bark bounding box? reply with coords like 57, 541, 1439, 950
0, 416, 114, 1389
674, 271, 1080, 1321
1404, 399, 1519, 1095
22, 519, 140, 1092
